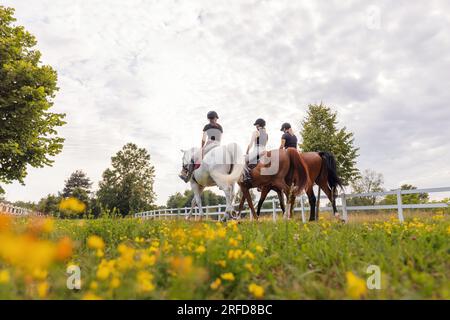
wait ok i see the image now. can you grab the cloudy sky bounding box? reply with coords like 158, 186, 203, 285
3, 0, 450, 205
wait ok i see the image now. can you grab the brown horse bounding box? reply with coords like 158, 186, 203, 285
237, 148, 310, 220
255, 151, 343, 221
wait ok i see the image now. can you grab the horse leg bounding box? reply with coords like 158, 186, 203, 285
316, 186, 321, 221
256, 186, 271, 217
242, 188, 257, 220
276, 188, 286, 214
288, 191, 296, 219
272, 181, 291, 220
237, 189, 246, 219
317, 178, 340, 221
306, 187, 316, 221
191, 182, 204, 221
220, 185, 236, 221
186, 197, 196, 220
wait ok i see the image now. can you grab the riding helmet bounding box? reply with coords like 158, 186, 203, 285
207, 111, 219, 119
253, 118, 266, 127
280, 122, 291, 131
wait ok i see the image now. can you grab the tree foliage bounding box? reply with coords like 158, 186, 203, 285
300, 103, 359, 185
348, 169, 384, 206
382, 184, 429, 205
166, 190, 226, 208
97, 143, 156, 216
62, 170, 92, 197
0, 6, 66, 193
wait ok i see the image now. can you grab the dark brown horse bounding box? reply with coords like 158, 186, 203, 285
237, 148, 310, 220
255, 151, 343, 221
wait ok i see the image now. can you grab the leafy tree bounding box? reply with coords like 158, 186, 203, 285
0, 6, 65, 194
37, 193, 61, 216
382, 184, 429, 205
97, 143, 156, 216
166, 192, 187, 208
300, 103, 359, 185
62, 170, 92, 197
166, 190, 226, 208
12, 200, 37, 210
348, 169, 384, 206
61, 170, 92, 214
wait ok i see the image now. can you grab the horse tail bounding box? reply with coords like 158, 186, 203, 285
318, 152, 343, 195
211, 143, 245, 186
286, 148, 310, 193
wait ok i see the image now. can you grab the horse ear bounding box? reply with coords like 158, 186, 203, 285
180, 149, 185, 153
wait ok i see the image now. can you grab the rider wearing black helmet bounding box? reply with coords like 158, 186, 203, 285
246, 118, 268, 165
179, 111, 223, 183
202, 111, 223, 148
280, 122, 298, 149
243, 118, 268, 186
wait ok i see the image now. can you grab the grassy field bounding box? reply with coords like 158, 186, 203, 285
0, 212, 449, 300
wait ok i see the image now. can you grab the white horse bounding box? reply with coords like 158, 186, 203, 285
180, 143, 244, 221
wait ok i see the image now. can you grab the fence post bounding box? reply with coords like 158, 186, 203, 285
341, 193, 348, 222
300, 195, 306, 224
272, 198, 277, 222
396, 189, 404, 223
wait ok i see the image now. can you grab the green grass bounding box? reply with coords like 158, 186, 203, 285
0, 214, 449, 300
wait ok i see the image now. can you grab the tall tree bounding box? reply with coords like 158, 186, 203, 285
300, 103, 359, 185
97, 143, 156, 216
382, 184, 429, 205
348, 169, 384, 206
0, 6, 66, 194
62, 170, 92, 197
37, 193, 61, 216
166, 190, 226, 208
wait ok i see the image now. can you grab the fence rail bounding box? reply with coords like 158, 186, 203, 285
0, 202, 45, 217
135, 187, 450, 223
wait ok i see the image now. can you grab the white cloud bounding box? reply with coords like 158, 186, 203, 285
3, 0, 450, 205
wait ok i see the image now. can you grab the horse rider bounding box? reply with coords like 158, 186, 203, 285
202, 110, 223, 153
243, 118, 268, 186
179, 111, 223, 183
280, 122, 298, 149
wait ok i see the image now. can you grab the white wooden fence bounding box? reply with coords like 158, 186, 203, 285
134, 187, 450, 223
0, 202, 45, 217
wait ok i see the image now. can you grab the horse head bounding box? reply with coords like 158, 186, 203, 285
179, 148, 197, 183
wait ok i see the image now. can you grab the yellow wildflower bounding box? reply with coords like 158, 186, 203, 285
59, 197, 86, 213
243, 250, 255, 260
0, 214, 11, 231
137, 271, 155, 292
90, 281, 99, 290
228, 249, 243, 260
82, 292, 103, 300
195, 245, 206, 254
210, 278, 221, 290
37, 281, 49, 298
229, 238, 238, 247
248, 283, 264, 298
345, 272, 367, 299
32, 268, 48, 280
0, 270, 10, 284
110, 277, 121, 289
221, 272, 235, 281
87, 235, 105, 250
55, 237, 73, 262
215, 260, 227, 268
170, 256, 193, 275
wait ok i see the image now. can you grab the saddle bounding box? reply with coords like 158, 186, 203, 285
192, 141, 220, 171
